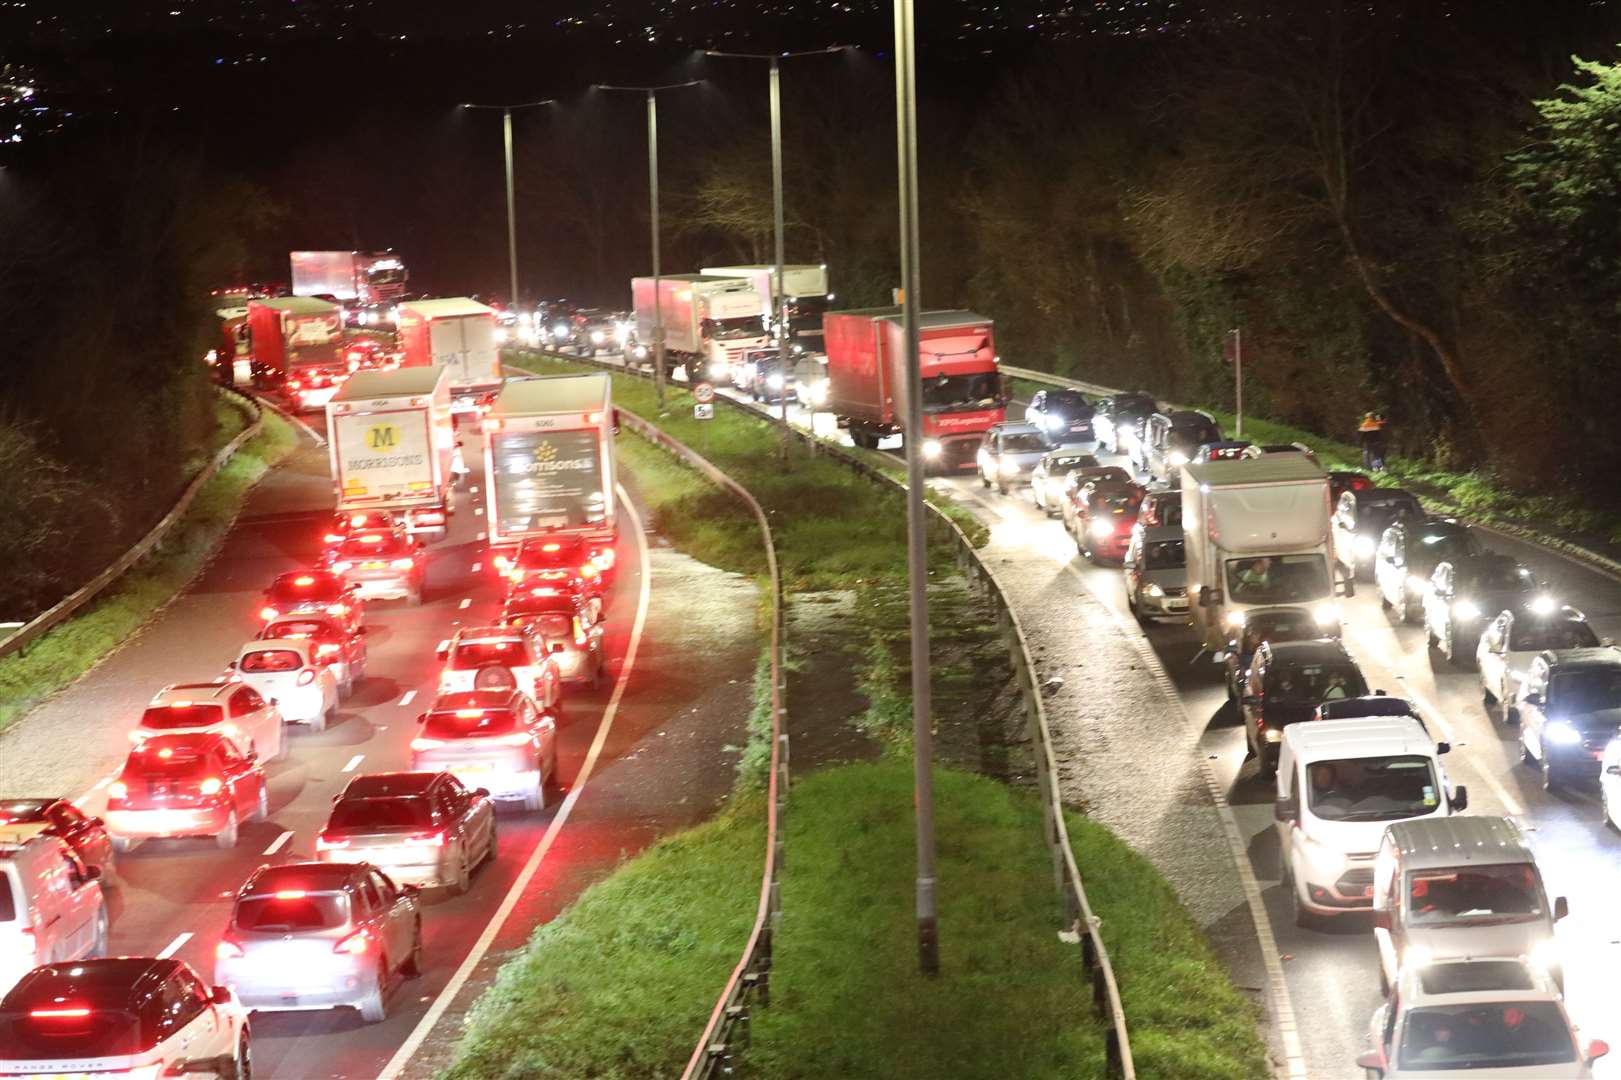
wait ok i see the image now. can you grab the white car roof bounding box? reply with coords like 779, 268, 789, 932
237, 637, 314, 663
150, 679, 237, 706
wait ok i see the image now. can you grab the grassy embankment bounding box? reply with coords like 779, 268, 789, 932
0, 394, 296, 734
440, 353, 1270, 1079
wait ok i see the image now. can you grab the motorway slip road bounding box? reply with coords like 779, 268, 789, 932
0, 420, 759, 1079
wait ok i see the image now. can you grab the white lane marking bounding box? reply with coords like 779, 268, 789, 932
458, 598, 472, 610
341, 754, 364, 773
93, 776, 111, 790
471, 562, 481, 573
256, 395, 327, 446
476, 531, 487, 542
378, 484, 653, 1080
473, 507, 484, 517
470, 485, 479, 494
157, 932, 193, 959
398, 690, 416, 707
264, 831, 294, 855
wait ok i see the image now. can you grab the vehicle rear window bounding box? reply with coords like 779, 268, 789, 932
240, 649, 303, 673
451, 640, 526, 669
1001, 433, 1048, 454
266, 620, 339, 640
340, 535, 408, 559
1397, 1002, 1574, 1071
270, 576, 344, 602
328, 797, 433, 832
422, 709, 520, 739
0, 873, 16, 922
1143, 540, 1184, 570
140, 704, 224, 729
1551, 668, 1621, 714
127, 745, 211, 776
0, 1007, 145, 1058
1091, 491, 1141, 513
235, 892, 348, 932
1264, 663, 1367, 704
1047, 456, 1097, 475
517, 614, 573, 638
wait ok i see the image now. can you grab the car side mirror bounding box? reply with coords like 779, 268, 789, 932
1451, 784, 1469, 812
1242, 695, 1261, 706
1273, 795, 1297, 822
223, 660, 236, 670
1371, 909, 1392, 931
416, 712, 427, 724
268, 697, 278, 707
474, 787, 490, 798
1198, 585, 1218, 608
1435, 741, 1451, 755
332, 793, 343, 803
1555, 895, 1570, 921
357, 625, 370, 635
1587, 1039, 1609, 1064
1355, 1052, 1383, 1077
210, 986, 233, 1006
550, 642, 565, 654
1607, 764, 1621, 776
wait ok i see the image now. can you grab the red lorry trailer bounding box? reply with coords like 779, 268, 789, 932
822, 308, 1004, 471
246, 296, 348, 410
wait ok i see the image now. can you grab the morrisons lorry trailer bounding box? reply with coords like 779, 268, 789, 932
630, 274, 769, 381
246, 296, 348, 409
701, 263, 832, 349
1181, 454, 1350, 652
396, 298, 502, 399
482, 373, 617, 562
326, 366, 455, 540
822, 307, 1005, 471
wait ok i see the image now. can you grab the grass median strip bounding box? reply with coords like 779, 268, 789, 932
0, 400, 296, 734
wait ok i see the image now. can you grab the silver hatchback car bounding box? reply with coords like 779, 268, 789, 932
315, 771, 496, 895
214, 861, 421, 1023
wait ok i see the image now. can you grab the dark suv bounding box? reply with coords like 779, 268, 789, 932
1374, 517, 1482, 623
1332, 488, 1425, 581
1092, 392, 1157, 454
1240, 639, 1370, 775
1516, 648, 1621, 791
1024, 388, 1094, 446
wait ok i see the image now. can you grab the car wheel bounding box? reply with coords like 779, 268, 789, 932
252, 784, 269, 823
1541, 756, 1562, 792
216, 810, 239, 850
523, 776, 544, 812
91, 907, 109, 957
980, 470, 991, 490
408, 585, 423, 606
1258, 748, 1278, 780
402, 920, 424, 977
358, 958, 389, 1023
1379, 587, 1391, 612
592, 657, 606, 691
228, 1035, 253, 1080
111, 836, 134, 855
997, 481, 1009, 495
447, 851, 470, 896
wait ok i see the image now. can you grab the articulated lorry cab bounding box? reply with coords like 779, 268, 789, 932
630, 274, 770, 382
482, 373, 617, 563
701, 264, 832, 351
396, 298, 502, 400
326, 366, 455, 540
1182, 455, 1351, 652
291, 250, 408, 325
246, 296, 347, 408
822, 307, 1004, 471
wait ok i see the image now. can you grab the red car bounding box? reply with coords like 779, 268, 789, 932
496, 536, 613, 599
1070, 480, 1143, 563
104, 733, 268, 852
0, 798, 117, 880
260, 569, 365, 632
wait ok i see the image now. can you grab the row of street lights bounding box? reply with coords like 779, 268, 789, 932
463, 10, 939, 975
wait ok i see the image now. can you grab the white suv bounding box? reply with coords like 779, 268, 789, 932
133, 680, 286, 763
0, 833, 108, 997
436, 626, 563, 711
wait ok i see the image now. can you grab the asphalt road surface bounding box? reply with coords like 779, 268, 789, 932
0, 410, 758, 1079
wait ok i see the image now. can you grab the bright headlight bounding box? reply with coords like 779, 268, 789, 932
632, 344, 649, 359
1529, 594, 1557, 615
1453, 599, 1482, 621
1226, 610, 1247, 628
493, 327, 509, 343
1088, 518, 1113, 538
1407, 574, 1428, 593
1354, 535, 1377, 558
553, 322, 570, 338
922, 439, 943, 460
1168, 451, 1189, 467
806, 381, 829, 405
1529, 938, 1561, 974
1145, 583, 1165, 598
590, 329, 606, 344
1544, 721, 1582, 746
1000, 459, 1021, 477
1046, 416, 1066, 431
767, 373, 785, 390
1313, 603, 1340, 627
1263, 727, 1283, 743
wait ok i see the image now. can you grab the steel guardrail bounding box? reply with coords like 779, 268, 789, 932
512, 347, 1134, 1077
0, 386, 264, 660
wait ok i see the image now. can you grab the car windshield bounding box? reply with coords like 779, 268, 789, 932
1508, 620, 1599, 652
0, 1007, 145, 1059
1226, 555, 1332, 604
235, 892, 349, 932
422, 709, 520, 739
1461, 563, 1532, 593
327, 797, 432, 832
1306, 755, 1439, 822
127, 745, 212, 776
1046, 455, 1097, 475
707, 316, 763, 340
1551, 668, 1621, 714
513, 613, 572, 638
1045, 391, 1090, 416
921, 373, 1000, 414
1090, 490, 1142, 514
1397, 1002, 1575, 1071
1263, 661, 1366, 704
1001, 433, 1047, 454
241, 649, 303, 673
451, 640, 527, 670
1406, 865, 1544, 926
1114, 395, 1155, 416
1143, 539, 1185, 570
140, 704, 224, 729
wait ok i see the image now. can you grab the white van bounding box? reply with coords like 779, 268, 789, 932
1275, 716, 1466, 929
1372, 815, 1565, 995
0, 832, 109, 995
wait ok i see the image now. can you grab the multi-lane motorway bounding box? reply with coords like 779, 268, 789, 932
0, 416, 760, 1078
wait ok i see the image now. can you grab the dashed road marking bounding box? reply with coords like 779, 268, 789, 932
473, 507, 484, 516
458, 598, 472, 610
157, 932, 193, 959
398, 690, 416, 707
471, 562, 481, 573
341, 754, 364, 773
264, 831, 294, 855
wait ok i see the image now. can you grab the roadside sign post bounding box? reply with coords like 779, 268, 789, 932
694, 384, 715, 450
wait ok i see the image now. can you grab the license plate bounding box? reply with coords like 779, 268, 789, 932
362, 561, 386, 570
456, 762, 494, 774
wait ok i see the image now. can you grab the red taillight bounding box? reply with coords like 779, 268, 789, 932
29, 1006, 90, 1019
259, 606, 279, 620
330, 561, 352, 572
492, 554, 511, 569
333, 928, 372, 956
390, 557, 415, 570
107, 780, 128, 800
578, 564, 598, 579
315, 643, 341, 657
315, 833, 348, 852
296, 668, 316, 687
410, 737, 444, 751
323, 533, 345, 544
408, 830, 446, 848
591, 548, 615, 571
327, 603, 350, 616
216, 939, 245, 960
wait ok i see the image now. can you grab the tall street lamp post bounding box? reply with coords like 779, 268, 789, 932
594, 81, 703, 410
460, 99, 556, 309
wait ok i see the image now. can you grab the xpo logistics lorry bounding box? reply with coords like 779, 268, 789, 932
291, 250, 409, 325
701, 263, 832, 351
396, 298, 502, 402
630, 274, 769, 382
1181, 454, 1351, 652
325, 366, 455, 540
822, 307, 1005, 471
482, 373, 617, 571
246, 296, 348, 409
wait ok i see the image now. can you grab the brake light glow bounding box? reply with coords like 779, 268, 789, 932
410, 737, 445, 751
315, 833, 349, 851
327, 603, 349, 616
107, 781, 127, 799
294, 575, 315, 586
29, 1007, 90, 1019
390, 558, 415, 570
157, 748, 174, 759
358, 534, 385, 544
409, 830, 446, 848
323, 533, 345, 543
330, 562, 352, 573
274, 889, 307, 899
316, 643, 341, 657
333, 928, 371, 955
296, 668, 317, 687
591, 548, 615, 571
542, 543, 561, 552
199, 777, 224, 796
260, 606, 279, 620
417, 510, 445, 525
579, 564, 598, 579
492, 554, 511, 569
455, 708, 486, 718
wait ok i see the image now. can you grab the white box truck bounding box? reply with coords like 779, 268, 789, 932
396, 298, 502, 398
482, 373, 617, 552
1182, 454, 1348, 651
630, 274, 769, 381
703, 263, 832, 350
326, 366, 455, 539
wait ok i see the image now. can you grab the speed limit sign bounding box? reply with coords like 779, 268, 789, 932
693, 380, 716, 404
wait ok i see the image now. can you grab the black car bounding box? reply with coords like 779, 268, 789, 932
1239, 639, 1370, 775
1422, 552, 1541, 669
1092, 392, 1157, 454
1373, 517, 1484, 624
1023, 388, 1094, 446
750, 354, 798, 404
1331, 487, 1425, 580
1516, 648, 1621, 790
1222, 607, 1324, 706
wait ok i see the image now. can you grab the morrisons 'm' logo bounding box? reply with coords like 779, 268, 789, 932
532, 442, 558, 463
366, 423, 400, 451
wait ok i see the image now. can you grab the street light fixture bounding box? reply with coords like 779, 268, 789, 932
593, 80, 704, 410
702, 46, 849, 459
461, 99, 556, 311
